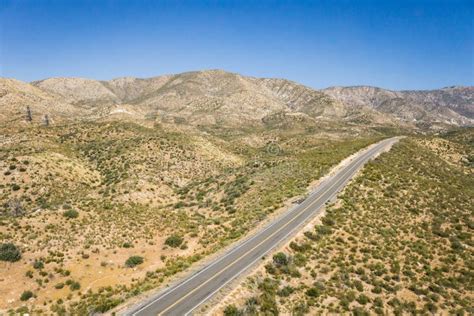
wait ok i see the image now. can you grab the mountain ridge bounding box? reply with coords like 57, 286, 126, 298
1, 70, 472, 130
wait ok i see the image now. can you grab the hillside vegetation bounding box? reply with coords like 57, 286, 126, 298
221, 128, 473, 315
0, 119, 387, 314
1, 70, 472, 314
1, 70, 472, 130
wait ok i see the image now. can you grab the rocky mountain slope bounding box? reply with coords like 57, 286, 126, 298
0, 70, 472, 130
323, 86, 473, 127
0, 78, 85, 124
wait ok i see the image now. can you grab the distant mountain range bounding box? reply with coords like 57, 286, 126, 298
1, 70, 472, 130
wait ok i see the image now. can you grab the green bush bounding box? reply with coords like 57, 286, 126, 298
293, 253, 307, 267
54, 282, 64, 289
352, 307, 370, 316
20, 290, 33, 301
164, 235, 183, 248
91, 297, 124, 313
277, 285, 294, 297
273, 252, 288, 266
223, 304, 241, 316
374, 297, 384, 307
306, 287, 321, 297
33, 260, 44, 269
0, 243, 21, 262
63, 209, 79, 219
356, 294, 370, 305
354, 280, 364, 292
125, 255, 144, 267
316, 224, 332, 235
69, 281, 81, 291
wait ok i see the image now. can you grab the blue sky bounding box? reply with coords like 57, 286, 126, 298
1, 0, 473, 90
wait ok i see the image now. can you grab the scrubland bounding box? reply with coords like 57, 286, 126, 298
220, 129, 473, 316
0, 121, 386, 314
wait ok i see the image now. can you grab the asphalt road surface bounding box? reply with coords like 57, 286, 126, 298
125, 137, 399, 316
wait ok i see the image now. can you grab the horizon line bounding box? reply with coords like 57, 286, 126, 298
1, 68, 472, 92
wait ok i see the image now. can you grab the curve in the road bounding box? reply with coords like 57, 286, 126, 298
125, 137, 399, 316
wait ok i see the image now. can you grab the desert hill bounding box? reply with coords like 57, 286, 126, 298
0, 70, 471, 129
323, 85, 473, 127
0, 70, 472, 314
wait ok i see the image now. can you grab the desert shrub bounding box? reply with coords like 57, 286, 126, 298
306, 287, 321, 297
316, 224, 332, 235
425, 302, 438, 313
373, 297, 384, 307
304, 231, 319, 241
289, 241, 311, 252
340, 297, 350, 310
322, 216, 335, 226
20, 290, 33, 301
125, 255, 144, 267
69, 281, 81, 291
356, 267, 365, 275
258, 278, 279, 314
55, 282, 64, 289
372, 286, 382, 294
33, 260, 44, 269
273, 252, 288, 266
352, 306, 370, 316
0, 243, 21, 262
292, 301, 309, 314
174, 201, 185, 209
223, 304, 242, 316
345, 290, 356, 302
356, 294, 370, 305
244, 297, 258, 311
265, 263, 276, 275
277, 285, 294, 297
63, 209, 79, 219
91, 297, 123, 313
165, 235, 183, 248
293, 253, 307, 267
354, 280, 364, 292
306, 281, 325, 298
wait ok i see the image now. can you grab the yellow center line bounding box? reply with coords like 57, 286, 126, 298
158, 141, 387, 315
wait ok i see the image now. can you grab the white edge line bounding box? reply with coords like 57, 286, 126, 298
130, 138, 393, 315
183, 140, 394, 316
129, 140, 379, 314
182, 140, 392, 315
130, 191, 306, 314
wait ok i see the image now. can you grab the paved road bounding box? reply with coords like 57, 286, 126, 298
125, 137, 399, 316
